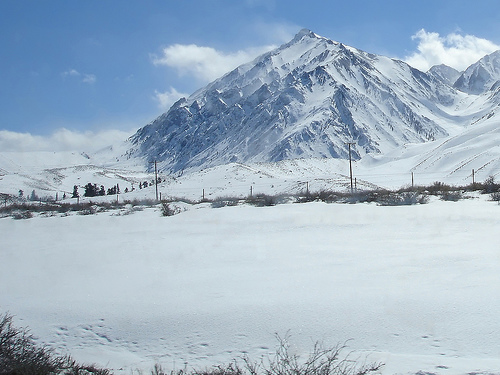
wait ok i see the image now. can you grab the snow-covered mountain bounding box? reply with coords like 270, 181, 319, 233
128, 29, 472, 173
427, 64, 461, 86
454, 50, 500, 94
2, 29, 500, 198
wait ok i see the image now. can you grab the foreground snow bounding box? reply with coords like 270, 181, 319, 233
1, 196, 500, 374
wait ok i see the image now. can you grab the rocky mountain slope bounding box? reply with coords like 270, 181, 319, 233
128, 29, 500, 174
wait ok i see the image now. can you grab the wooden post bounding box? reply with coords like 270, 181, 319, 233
154, 161, 159, 201
250, 185, 253, 197
150, 160, 159, 201
306, 181, 309, 195
345, 142, 355, 194
472, 169, 475, 185
411, 172, 414, 188
202, 189, 205, 200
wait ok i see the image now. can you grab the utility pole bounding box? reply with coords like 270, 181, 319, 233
150, 160, 159, 201
345, 142, 355, 194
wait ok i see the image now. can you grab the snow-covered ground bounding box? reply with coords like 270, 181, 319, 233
2, 194, 500, 374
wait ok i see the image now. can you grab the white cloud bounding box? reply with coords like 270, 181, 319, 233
154, 87, 189, 111
62, 69, 80, 77
0, 128, 132, 153
152, 43, 276, 83
405, 29, 500, 71
61, 69, 97, 84
82, 73, 96, 84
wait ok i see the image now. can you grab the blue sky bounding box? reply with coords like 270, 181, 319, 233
2, 0, 500, 151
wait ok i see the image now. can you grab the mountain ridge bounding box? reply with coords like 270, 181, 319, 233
130, 29, 493, 173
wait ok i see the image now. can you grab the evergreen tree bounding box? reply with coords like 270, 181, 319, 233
72, 185, 79, 198
84, 183, 97, 197
107, 186, 117, 195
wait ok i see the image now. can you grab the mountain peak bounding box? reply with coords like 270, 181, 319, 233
295, 28, 318, 39
286, 28, 325, 45
427, 64, 461, 86
129, 29, 453, 172
454, 49, 500, 94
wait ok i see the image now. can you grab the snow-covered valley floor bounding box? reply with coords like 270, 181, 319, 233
1, 196, 500, 374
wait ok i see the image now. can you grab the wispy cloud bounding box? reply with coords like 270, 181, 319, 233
61, 69, 97, 84
62, 69, 80, 77
82, 73, 96, 84
154, 87, 189, 111
0, 128, 132, 153
149, 22, 296, 110
152, 43, 276, 83
405, 29, 500, 71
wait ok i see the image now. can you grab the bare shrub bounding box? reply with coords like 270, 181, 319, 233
124, 198, 158, 207
246, 194, 290, 207
440, 190, 464, 202
347, 189, 394, 204
151, 335, 382, 375
377, 191, 428, 206
113, 204, 145, 216
0, 312, 65, 374
425, 181, 453, 195
490, 191, 500, 203
246, 194, 277, 207
243, 334, 382, 375
0, 312, 109, 374
483, 175, 500, 194
212, 197, 241, 208
316, 190, 342, 203
12, 210, 33, 220
161, 202, 181, 216
78, 204, 98, 215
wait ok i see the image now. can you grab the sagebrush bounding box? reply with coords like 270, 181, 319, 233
0, 312, 109, 374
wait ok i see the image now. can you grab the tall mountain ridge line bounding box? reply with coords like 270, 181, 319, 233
127, 29, 500, 173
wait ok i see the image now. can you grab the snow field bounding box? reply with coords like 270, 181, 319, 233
1, 196, 500, 374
